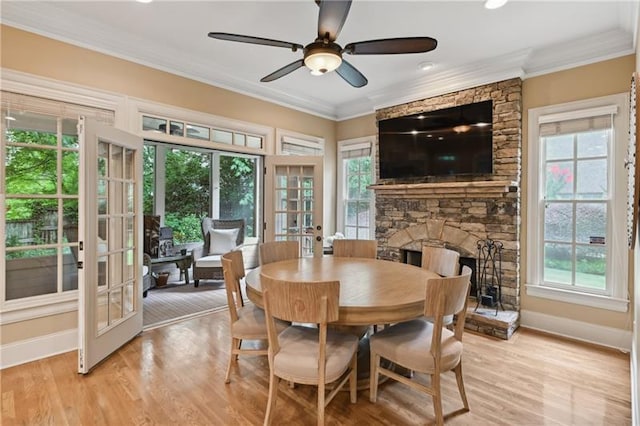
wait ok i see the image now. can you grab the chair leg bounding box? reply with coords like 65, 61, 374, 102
349, 353, 357, 403
224, 337, 240, 384
431, 373, 444, 426
317, 381, 325, 426
453, 362, 469, 411
369, 353, 380, 402
264, 373, 279, 426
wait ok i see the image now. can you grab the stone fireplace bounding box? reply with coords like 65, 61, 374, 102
372, 78, 522, 339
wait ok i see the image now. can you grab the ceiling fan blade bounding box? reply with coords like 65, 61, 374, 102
260, 59, 305, 82
335, 60, 367, 88
344, 37, 437, 55
208, 32, 303, 51
317, 0, 352, 41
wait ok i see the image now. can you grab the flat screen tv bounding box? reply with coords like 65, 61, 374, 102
378, 100, 493, 179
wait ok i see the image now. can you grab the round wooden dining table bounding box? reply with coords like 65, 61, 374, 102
245, 256, 439, 326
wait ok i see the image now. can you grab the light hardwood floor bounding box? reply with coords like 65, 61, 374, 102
1, 309, 631, 425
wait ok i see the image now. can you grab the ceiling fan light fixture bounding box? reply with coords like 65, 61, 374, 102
304, 43, 343, 75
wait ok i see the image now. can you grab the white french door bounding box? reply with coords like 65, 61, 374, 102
265, 156, 323, 257
78, 117, 143, 373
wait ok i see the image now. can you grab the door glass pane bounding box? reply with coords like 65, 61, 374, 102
544, 243, 572, 285
544, 203, 573, 242
124, 282, 135, 316
111, 145, 123, 179
143, 145, 155, 215
97, 291, 108, 331
124, 148, 134, 180
98, 142, 108, 177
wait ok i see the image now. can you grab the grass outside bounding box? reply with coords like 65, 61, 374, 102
544, 267, 605, 290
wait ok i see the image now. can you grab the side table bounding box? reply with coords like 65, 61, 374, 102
150, 252, 193, 286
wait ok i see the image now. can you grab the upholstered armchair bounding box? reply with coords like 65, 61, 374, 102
192, 218, 246, 287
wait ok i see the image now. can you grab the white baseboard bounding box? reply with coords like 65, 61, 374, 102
520, 310, 632, 352
1, 328, 77, 369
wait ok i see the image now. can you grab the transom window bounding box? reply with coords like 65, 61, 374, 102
142, 115, 263, 149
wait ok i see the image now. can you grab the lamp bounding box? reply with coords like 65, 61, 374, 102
304, 43, 342, 76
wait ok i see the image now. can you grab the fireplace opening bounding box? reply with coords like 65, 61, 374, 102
400, 249, 477, 296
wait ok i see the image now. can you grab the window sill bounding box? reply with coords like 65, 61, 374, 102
525, 284, 628, 312
0, 293, 78, 325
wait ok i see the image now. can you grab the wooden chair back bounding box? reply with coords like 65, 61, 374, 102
221, 250, 245, 323
332, 239, 377, 259
424, 265, 472, 340
421, 246, 460, 277
259, 240, 300, 265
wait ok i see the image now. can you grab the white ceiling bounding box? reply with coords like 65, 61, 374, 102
2, 1, 638, 120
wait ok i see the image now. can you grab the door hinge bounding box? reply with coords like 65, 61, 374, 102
79, 241, 83, 250
263, 222, 266, 231
77, 261, 84, 269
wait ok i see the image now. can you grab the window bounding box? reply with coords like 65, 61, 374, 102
337, 137, 374, 239
1, 91, 114, 306
142, 115, 264, 149
526, 94, 629, 312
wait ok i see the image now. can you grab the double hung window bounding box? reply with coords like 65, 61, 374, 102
526, 94, 629, 311
337, 138, 374, 239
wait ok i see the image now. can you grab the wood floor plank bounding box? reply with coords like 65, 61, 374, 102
1, 310, 631, 425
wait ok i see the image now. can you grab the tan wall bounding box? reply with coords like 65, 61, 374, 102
522, 55, 635, 330
0, 25, 337, 345
336, 114, 377, 141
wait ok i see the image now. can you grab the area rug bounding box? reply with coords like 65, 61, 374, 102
143, 280, 228, 329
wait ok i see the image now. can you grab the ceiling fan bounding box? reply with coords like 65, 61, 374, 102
207, 0, 437, 88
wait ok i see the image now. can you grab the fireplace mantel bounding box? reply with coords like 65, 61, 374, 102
369, 180, 518, 198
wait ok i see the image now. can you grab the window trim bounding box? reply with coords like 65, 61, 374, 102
526, 93, 629, 312
336, 136, 375, 240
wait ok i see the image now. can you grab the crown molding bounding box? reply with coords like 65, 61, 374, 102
523, 28, 634, 77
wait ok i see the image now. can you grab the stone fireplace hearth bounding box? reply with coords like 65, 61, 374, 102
372, 78, 522, 340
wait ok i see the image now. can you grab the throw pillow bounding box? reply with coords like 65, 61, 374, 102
209, 228, 240, 255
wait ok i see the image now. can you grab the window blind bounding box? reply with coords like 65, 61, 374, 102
339, 141, 371, 159
2, 91, 115, 125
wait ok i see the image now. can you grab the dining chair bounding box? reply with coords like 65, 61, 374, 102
421, 246, 460, 277
331, 238, 378, 336
221, 250, 283, 384
259, 240, 300, 265
261, 275, 358, 426
369, 266, 472, 426
332, 239, 377, 258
